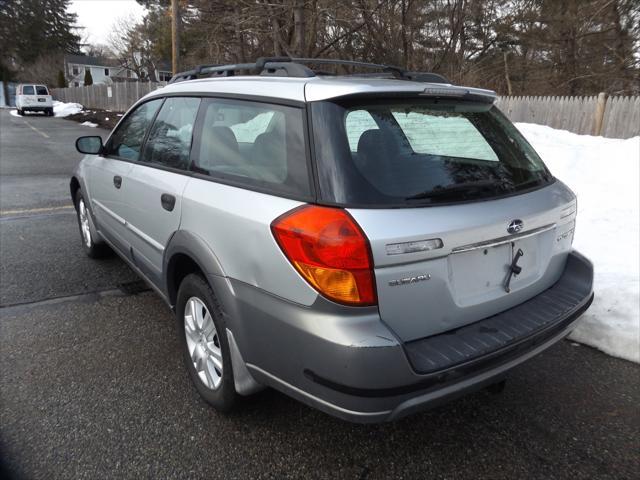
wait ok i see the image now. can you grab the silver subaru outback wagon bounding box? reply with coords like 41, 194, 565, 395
71, 58, 594, 423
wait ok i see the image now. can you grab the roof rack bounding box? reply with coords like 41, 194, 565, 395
169, 57, 449, 85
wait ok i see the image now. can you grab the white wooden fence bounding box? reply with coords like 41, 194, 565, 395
51, 84, 639, 139
496, 94, 639, 139
52, 82, 166, 112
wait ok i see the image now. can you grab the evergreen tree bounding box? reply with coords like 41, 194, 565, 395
57, 70, 66, 88
0, 0, 80, 77
83, 69, 93, 86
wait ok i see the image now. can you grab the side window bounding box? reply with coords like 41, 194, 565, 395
193, 98, 310, 197
105, 99, 163, 160
345, 110, 378, 152
22, 85, 34, 95
140, 97, 200, 170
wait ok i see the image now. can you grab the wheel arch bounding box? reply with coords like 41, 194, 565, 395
164, 230, 227, 308
165, 231, 262, 396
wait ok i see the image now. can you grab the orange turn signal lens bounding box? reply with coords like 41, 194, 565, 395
271, 205, 376, 306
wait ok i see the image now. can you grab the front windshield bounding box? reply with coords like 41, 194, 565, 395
311, 99, 553, 206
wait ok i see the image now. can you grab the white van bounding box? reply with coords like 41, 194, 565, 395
16, 84, 54, 116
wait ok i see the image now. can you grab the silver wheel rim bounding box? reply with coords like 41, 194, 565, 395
78, 199, 92, 248
184, 297, 223, 390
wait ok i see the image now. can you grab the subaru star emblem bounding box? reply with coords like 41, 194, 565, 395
507, 219, 524, 234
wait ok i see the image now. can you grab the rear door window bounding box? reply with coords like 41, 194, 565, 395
22, 86, 34, 95
140, 97, 200, 170
36, 86, 48, 95
105, 98, 163, 160
191, 98, 310, 198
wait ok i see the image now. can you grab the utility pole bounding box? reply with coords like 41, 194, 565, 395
171, 0, 180, 74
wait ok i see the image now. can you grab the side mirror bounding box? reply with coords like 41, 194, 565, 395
76, 136, 103, 154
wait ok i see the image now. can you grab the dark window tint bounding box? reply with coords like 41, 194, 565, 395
105, 99, 163, 160
104, 68, 109, 76
192, 98, 310, 197
36, 86, 48, 95
72, 66, 79, 75
141, 97, 200, 170
311, 100, 552, 206
22, 86, 34, 95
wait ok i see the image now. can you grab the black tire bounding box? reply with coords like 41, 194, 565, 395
176, 273, 238, 412
47, 108, 54, 117
74, 189, 111, 258
17, 109, 23, 116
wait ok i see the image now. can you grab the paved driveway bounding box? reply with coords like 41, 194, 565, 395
1, 109, 638, 479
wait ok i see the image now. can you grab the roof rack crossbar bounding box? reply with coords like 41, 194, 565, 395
168, 57, 450, 84
169, 58, 313, 83
289, 58, 406, 79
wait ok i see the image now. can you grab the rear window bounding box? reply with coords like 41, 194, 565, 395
191, 98, 311, 198
22, 86, 34, 95
36, 86, 48, 95
311, 100, 552, 206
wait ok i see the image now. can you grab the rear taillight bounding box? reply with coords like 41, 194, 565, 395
271, 205, 377, 306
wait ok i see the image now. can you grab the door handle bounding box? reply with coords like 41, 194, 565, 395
161, 193, 176, 212
113, 175, 122, 189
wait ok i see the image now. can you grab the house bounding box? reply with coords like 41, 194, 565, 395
155, 60, 173, 82
64, 55, 173, 86
65, 54, 133, 86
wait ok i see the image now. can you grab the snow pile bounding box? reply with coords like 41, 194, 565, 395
80, 121, 98, 128
516, 123, 640, 363
9, 109, 19, 117
53, 101, 83, 117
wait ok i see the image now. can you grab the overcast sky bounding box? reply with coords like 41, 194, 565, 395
68, 0, 147, 47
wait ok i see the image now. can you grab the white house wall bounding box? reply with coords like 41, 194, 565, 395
68, 64, 137, 86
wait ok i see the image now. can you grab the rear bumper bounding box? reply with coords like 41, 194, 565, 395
224, 250, 594, 423
19, 106, 52, 112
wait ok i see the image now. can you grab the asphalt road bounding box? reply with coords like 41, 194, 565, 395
1, 108, 638, 480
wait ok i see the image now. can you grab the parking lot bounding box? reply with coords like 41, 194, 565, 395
0, 108, 638, 479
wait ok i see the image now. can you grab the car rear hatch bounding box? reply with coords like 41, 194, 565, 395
310, 93, 578, 341
349, 183, 576, 341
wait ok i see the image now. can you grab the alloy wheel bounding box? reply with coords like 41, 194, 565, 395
78, 199, 92, 248
184, 297, 223, 390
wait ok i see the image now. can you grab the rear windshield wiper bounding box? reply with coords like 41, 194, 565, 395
405, 179, 507, 201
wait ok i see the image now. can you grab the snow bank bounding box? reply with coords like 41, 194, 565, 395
516, 123, 640, 363
80, 121, 98, 128
53, 101, 83, 117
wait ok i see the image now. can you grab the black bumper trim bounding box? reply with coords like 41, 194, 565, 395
306, 252, 594, 398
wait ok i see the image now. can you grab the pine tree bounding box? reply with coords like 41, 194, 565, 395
57, 70, 67, 88
0, 0, 80, 75
83, 69, 93, 86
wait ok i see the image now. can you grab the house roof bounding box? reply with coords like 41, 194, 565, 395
64, 54, 120, 68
